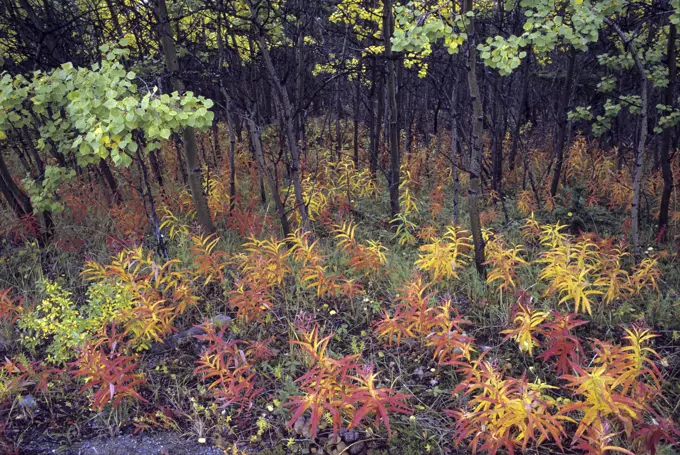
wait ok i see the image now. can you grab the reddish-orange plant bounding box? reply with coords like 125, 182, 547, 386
346, 363, 411, 436
572, 418, 634, 455
70, 325, 147, 411
193, 322, 262, 410
227, 278, 274, 323
2, 357, 55, 401
0, 288, 25, 323
375, 276, 435, 346
188, 233, 229, 285
536, 311, 587, 375
333, 221, 387, 277
501, 294, 549, 356
451, 361, 567, 455
285, 321, 411, 437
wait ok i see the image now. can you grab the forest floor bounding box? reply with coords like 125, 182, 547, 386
23, 431, 223, 455
1, 130, 680, 455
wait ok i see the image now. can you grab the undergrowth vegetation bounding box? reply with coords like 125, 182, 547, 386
1, 123, 680, 455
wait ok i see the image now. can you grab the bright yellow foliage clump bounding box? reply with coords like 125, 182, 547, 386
18, 280, 134, 363
534, 222, 661, 314
485, 233, 528, 292
415, 226, 472, 280
334, 221, 387, 276
501, 298, 549, 355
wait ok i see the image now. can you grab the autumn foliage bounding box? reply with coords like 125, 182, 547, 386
0, 132, 678, 454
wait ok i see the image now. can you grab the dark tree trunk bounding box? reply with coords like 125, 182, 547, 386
99, 159, 120, 204
658, 23, 676, 241
250, 4, 311, 232
154, 0, 215, 234
384, 0, 400, 220
549, 48, 576, 198
0, 151, 33, 217
149, 149, 164, 187
354, 78, 360, 166
509, 60, 530, 171
173, 135, 188, 184
451, 70, 461, 225
246, 112, 291, 237
368, 57, 381, 179
226, 99, 238, 214
464, 0, 485, 275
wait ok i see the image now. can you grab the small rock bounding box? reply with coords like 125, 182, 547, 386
213, 314, 232, 327
302, 420, 312, 439
326, 435, 341, 446
293, 417, 305, 435
349, 442, 366, 455
336, 441, 348, 454
341, 430, 359, 444
18, 394, 36, 409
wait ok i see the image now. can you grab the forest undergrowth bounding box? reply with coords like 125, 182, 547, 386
1, 123, 680, 455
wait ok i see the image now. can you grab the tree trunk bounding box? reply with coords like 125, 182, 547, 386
226, 98, 238, 214
0, 152, 32, 218
250, 5, 311, 232
154, 0, 215, 234
490, 82, 504, 197
149, 149, 163, 187
296, 32, 307, 158
336, 34, 347, 162
549, 47, 576, 198
451, 72, 461, 225
20, 129, 44, 178
173, 134, 188, 184
212, 121, 221, 166
368, 58, 381, 178
99, 159, 120, 204
354, 78, 360, 166
0, 151, 32, 215
0, 150, 51, 243
631, 74, 648, 261
405, 91, 413, 156
246, 114, 291, 237
605, 18, 648, 261
336, 86, 342, 162
464, 0, 485, 275
384, 0, 400, 220
136, 149, 168, 258
508, 60, 529, 171
368, 63, 378, 179
658, 23, 676, 241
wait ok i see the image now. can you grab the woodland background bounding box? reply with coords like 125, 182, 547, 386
0, 0, 680, 454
